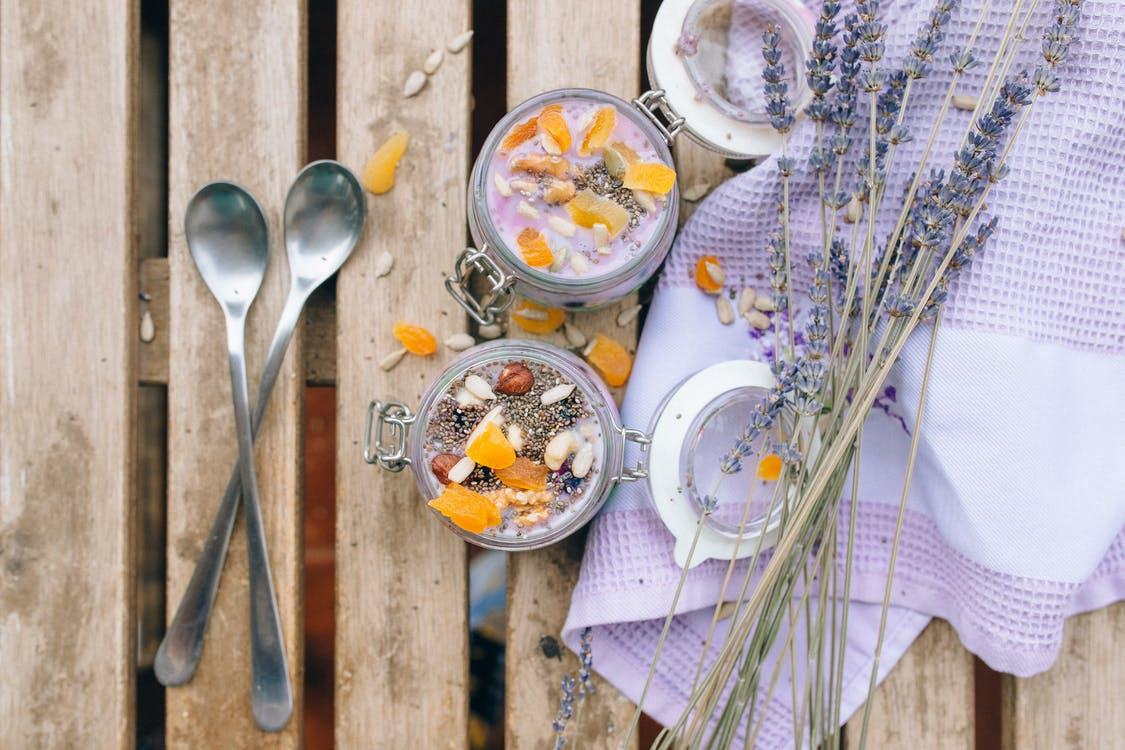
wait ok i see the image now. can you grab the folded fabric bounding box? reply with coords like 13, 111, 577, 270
563, 0, 1125, 745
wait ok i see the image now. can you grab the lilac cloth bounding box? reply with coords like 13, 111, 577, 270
562, 0, 1125, 745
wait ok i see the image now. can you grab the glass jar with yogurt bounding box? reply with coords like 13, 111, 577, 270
363, 340, 649, 550
446, 0, 814, 323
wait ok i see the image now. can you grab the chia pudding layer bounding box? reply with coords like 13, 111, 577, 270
485, 97, 673, 280
423, 358, 605, 540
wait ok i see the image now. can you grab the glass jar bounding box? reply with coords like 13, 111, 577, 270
445, 0, 814, 324
363, 340, 650, 551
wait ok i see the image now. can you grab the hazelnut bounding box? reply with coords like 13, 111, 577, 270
496, 363, 534, 395
430, 453, 460, 484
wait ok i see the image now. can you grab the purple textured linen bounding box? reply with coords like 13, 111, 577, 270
562, 0, 1125, 745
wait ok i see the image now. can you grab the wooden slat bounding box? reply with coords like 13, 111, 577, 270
334, 2, 471, 746
166, 2, 305, 745
845, 619, 975, 748
503, 3, 643, 748
1001, 602, 1125, 749
0, 2, 138, 746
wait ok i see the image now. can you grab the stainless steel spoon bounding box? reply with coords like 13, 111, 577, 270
155, 163, 365, 723
178, 181, 291, 731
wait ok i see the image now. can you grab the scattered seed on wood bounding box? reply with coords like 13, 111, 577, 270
548, 215, 577, 237
682, 182, 711, 202
704, 260, 726, 288
746, 310, 771, 330
754, 294, 776, 312
845, 195, 862, 224
379, 348, 408, 371
423, 49, 444, 75
374, 250, 395, 277
738, 288, 757, 315
403, 70, 427, 98
716, 295, 734, 325
563, 322, 587, 349
444, 332, 475, 351
447, 29, 474, 53
616, 304, 642, 327
493, 173, 512, 197
478, 323, 503, 339
140, 310, 155, 342
953, 93, 977, 111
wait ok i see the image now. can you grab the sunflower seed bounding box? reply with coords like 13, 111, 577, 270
493, 173, 512, 197
746, 310, 771, 330
374, 250, 395, 277
953, 93, 977, 111
444, 332, 475, 351
616, 303, 642, 327
140, 310, 155, 343
403, 70, 427, 98
716, 295, 734, 325
506, 425, 525, 452
632, 189, 657, 213
447, 456, 475, 484
548, 215, 577, 237
563, 322, 587, 349
379, 348, 408, 371
510, 179, 538, 194
738, 287, 757, 315
478, 323, 503, 339
704, 260, 725, 288
570, 252, 589, 275
456, 387, 484, 408
571, 444, 594, 478
447, 29, 474, 53
593, 223, 611, 254
550, 244, 569, 272
465, 374, 496, 400
517, 200, 540, 219
544, 430, 577, 469
682, 182, 711, 202
541, 383, 576, 405
754, 294, 776, 312
603, 147, 627, 178
423, 49, 444, 75
541, 133, 562, 155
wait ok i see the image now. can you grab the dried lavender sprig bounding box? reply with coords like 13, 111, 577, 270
551, 673, 576, 750
577, 627, 596, 700
762, 24, 795, 134
720, 363, 796, 474
905, 1, 959, 79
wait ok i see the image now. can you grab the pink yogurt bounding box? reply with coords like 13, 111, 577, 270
485, 98, 673, 280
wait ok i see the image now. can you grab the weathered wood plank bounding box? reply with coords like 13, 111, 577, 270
845, 619, 975, 749
166, 2, 306, 745
334, 2, 472, 746
1001, 602, 1125, 750
504, 3, 643, 748
0, 2, 138, 746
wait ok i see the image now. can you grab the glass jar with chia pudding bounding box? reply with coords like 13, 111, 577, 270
363, 340, 650, 550
445, 0, 813, 323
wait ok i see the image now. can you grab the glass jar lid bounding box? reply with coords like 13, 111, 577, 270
646, 0, 815, 159
645, 359, 784, 568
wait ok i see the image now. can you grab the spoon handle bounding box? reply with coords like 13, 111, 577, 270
155, 291, 304, 690
226, 313, 293, 731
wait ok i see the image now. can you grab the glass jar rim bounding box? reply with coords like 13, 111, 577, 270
409, 339, 625, 551
470, 88, 680, 295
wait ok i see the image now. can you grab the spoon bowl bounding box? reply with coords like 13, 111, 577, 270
185, 182, 270, 311
284, 160, 366, 288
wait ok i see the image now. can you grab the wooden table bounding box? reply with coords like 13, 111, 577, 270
1, 0, 1122, 747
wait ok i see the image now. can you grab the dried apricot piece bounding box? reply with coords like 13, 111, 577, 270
694, 255, 725, 294
509, 153, 570, 178
512, 300, 566, 333
579, 106, 617, 156
565, 189, 630, 237
609, 141, 639, 164
361, 131, 409, 194
428, 483, 502, 534
392, 321, 437, 355
538, 104, 572, 153
516, 228, 554, 268
495, 456, 550, 491
584, 334, 633, 387
466, 421, 516, 470
622, 162, 677, 195
756, 453, 783, 482
500, 115, 539, 153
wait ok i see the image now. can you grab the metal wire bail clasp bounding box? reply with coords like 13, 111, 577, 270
363, 400, 416, 472
633, 90, 686, 147
444, 246, 516, 327
618, 427, 652, 483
